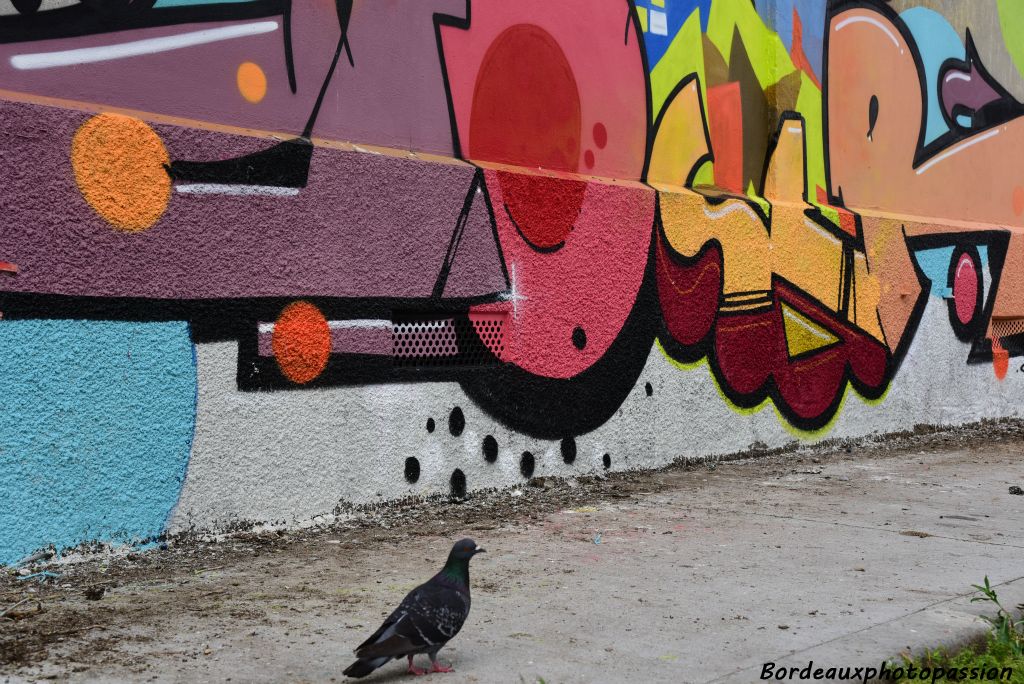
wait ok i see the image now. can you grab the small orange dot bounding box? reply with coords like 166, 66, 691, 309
237, 62, 267, 104
1013, 187, 1024, 217
272, 301, 331, 384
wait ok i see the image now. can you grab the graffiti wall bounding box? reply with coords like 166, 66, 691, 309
2, 0, 1024, 564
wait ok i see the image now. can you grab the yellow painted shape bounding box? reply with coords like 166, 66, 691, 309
851, 249, 885, 345
691, 159, 715, 187
237, 61, 267, 104
746, 179, 771, 218
706, 0, 793, 89
650, 10, 705, 120
637, 6, 649, 32
764, 120, 805, 203
772, 207, 844, 310
781, 302, 839, 358
651, 0, 665, 7
71, 113, 171, 232
658, 189, 771, 294
648, 80, 709, 186
793, 72, 830, 214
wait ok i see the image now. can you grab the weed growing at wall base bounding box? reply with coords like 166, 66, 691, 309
886, 577, 1024, 683
762, 574, 1024, 682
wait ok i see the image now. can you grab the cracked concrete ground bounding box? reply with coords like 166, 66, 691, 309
2, 424, 1023, 683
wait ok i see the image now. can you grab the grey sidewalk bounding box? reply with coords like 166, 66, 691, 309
5, 432, 1024, 683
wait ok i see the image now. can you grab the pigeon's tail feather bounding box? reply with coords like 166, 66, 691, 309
343, 656, 389, 678
357, 632, 419, 659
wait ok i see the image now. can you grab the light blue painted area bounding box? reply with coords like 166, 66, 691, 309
914, 246, 990, 297
0, 321, 196, 566
154, 0, 256, 7
915, 246, 955, 296
637, 0, 712, 68
754, 0, 825, 82
900, 8, 965, 144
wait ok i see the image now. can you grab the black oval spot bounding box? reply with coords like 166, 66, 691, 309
602, 453, 611, 470
561, 437, 576, 464
426, 417, 435, 433
520, 451, 535, 479
572, 326, 587, 350
645, 382, 653, 397
449, 407, 465, 436
404, 457, 420, 483
868, 94, 879, 140
450, 469, 467, 499
482, 435, 498, 463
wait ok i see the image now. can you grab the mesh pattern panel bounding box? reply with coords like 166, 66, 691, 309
470, 314, 506, 361
392, 319, 458, 361
392, 315, 506, 367
991, 318, 1024, 341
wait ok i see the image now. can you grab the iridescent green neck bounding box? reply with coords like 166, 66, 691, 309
441, 556, 470, 584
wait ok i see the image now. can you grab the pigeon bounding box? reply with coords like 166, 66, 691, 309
343, 538, 485, 678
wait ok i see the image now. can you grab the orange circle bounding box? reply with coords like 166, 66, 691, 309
1013, 187, 1024, 217
237, 62, 267, 104
272, 301, 331, 384
71, 114, 171, 232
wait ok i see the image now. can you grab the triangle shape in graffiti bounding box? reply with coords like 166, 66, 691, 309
781, 302, 839, 359
436, 171, 509, 299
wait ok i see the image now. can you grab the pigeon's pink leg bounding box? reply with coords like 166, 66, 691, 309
407, 655, 428, 676
429, 660, 454, 673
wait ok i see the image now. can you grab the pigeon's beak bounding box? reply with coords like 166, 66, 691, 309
473, 547, 486, 555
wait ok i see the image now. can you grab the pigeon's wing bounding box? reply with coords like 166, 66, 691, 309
355, 579, 469, 659
354, 609, 402, 654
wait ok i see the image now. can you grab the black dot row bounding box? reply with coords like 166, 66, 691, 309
404, 449, 613, 491
410, 406, 614, 495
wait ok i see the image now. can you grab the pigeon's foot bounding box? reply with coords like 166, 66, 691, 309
407, 655, 428, 676
430, 662, 455, 674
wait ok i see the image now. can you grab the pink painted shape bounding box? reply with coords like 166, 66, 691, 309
473, 173, 653, 379
707, 82, 744, 194
953, 253, 979, 325
469, 313, 508, 361
445, 0, 653, 380
439, 0, 648, 181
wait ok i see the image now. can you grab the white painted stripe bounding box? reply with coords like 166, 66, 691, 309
649, 9, 668, 36
703, 201, 760, 223
786, 126, 803, 135
915, 128, 1001, 175
175, 183, 299, 197
944, 71, 971, 83
11, 21, 278, 70
327, 319, 391, 330
802, 218, 842, 245
259, 319, 393, 334
834, 15, 902, 53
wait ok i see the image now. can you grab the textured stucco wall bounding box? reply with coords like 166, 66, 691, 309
2, 0, 1024, 564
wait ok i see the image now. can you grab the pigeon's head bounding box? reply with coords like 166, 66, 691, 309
449, 538, 486, 561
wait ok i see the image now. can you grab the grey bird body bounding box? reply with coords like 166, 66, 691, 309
343, 539, 484, 678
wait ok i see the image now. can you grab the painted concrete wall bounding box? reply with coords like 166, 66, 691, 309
3, 0, 1024, 564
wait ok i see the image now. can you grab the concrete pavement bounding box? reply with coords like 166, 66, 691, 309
4, 428, 1023, 683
